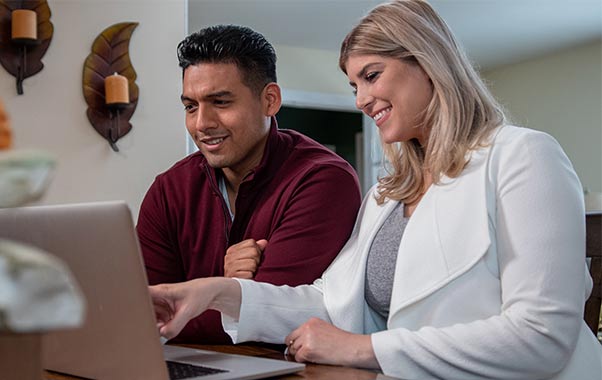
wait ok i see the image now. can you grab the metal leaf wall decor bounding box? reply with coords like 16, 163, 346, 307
83, 22, 139, 150
0, 0, 54, 94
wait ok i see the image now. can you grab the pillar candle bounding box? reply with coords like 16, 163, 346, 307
11, 9, 37, 40
104, 73, 129, 105
0, 99, 12, 150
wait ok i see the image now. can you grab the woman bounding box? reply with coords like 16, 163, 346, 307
150, 1, 602, 378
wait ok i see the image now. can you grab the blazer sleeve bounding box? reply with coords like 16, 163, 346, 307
223, 278, 331, 344
371, 131, 590, 379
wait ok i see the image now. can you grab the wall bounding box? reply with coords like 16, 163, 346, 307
0, 0, 188, 219
274, 44, 351, 96
484, 41, 602, 193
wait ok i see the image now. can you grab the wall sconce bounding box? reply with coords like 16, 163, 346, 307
0, 0, 54, 95
83, 22, 138, 152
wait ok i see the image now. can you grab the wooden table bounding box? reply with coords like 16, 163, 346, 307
44, 343, 384, 380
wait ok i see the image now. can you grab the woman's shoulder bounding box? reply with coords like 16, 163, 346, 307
485, 125, 564, 161
486, 125, 572, 178
492, 125, 558, 147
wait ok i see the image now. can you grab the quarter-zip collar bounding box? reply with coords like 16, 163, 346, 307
200, 116, 287, 197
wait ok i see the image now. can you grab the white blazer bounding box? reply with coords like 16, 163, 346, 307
225, 126, 602, 380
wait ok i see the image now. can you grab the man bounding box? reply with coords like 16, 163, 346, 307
137, 25, 361, 344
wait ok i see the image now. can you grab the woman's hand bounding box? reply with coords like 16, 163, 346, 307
285, 318, 379, 369
149, 277, 241, 339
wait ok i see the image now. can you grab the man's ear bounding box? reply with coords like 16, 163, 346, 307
262, 83, 282, 117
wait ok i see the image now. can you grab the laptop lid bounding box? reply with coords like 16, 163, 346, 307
0, 201, 168, 379
0, 201, 304, 380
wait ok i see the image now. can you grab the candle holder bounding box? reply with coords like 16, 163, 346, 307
106, 102, 127, 152
82, 22, 139, 152
0, 0, 54, 95
13, 37, 40, 94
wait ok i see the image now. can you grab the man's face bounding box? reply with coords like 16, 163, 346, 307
181, 63, 275, 176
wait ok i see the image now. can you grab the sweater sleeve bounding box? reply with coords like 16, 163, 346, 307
136, 176, 185, 285
372, 131, 590, 379
138, 176, 234, 344
253, 165, 361, 286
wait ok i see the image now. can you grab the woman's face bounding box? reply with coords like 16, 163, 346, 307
346, 54, 433, 145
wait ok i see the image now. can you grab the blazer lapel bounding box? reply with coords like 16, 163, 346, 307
323, 195, 398, 333
388, 147, 492, 323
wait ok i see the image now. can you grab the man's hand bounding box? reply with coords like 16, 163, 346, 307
224, 239, 268, 279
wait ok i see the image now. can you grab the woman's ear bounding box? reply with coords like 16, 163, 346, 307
262, 83, 282, 117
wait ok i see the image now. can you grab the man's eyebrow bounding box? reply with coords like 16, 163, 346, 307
205, 91, 234, 99
180, 91, 234, 102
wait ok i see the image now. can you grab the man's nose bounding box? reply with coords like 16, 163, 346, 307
193, 105, 217, 132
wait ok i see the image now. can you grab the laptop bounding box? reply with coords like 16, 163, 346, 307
0, 201, 305, 380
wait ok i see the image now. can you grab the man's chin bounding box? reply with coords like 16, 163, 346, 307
203, 157, 229, 169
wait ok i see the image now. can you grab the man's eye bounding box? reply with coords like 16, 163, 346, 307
214, 100, 231, 106
351, 88, 357, 96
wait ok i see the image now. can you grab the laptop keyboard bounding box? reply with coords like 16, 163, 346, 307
166, 360, 229, 379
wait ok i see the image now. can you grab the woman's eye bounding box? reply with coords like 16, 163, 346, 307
365, 72, 379, 82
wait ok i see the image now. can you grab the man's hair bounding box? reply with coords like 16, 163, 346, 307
177, 24, 277, 94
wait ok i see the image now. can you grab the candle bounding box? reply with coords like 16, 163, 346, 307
11, 9, 37, 40
0, 99, 12, 150
104, 73, 129, 105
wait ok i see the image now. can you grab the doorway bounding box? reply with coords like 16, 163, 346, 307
276, 106, 363, 173
280, 89, 381, 194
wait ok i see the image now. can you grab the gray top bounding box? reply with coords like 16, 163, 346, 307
365, 202, 409, 319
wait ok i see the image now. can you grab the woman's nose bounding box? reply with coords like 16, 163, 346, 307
355, 87, 373, 111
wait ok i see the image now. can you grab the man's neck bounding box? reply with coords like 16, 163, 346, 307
221, 170, 241, 196
221, 129, 270, 198
222, 175, 238, 217
221, 158, 258, 195
220, 122, 272, 213
221, 155, 261, 215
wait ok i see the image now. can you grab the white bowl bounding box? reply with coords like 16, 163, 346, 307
0, 150, 55, 208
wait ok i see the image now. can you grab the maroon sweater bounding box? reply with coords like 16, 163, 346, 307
137, 123, 361, 344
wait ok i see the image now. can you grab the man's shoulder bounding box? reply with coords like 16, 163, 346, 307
155, 151, 207, 181
278, 129, 356, 173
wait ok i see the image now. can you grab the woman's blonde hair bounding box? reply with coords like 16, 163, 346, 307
339, 0, 506, 205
